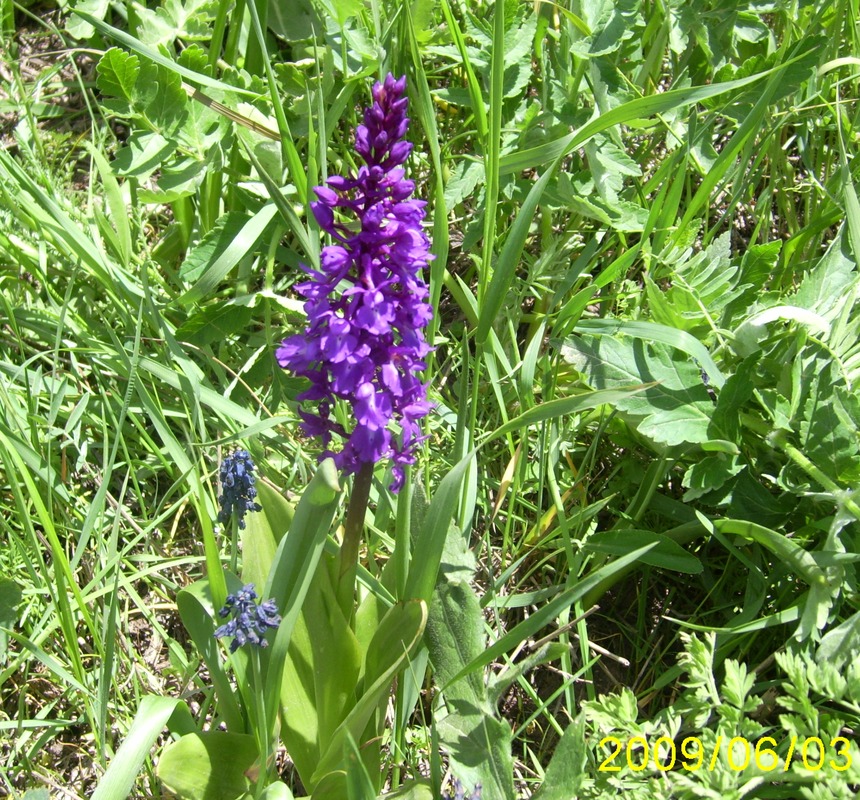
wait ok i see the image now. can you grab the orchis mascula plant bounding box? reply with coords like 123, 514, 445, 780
151, 75, 436, 800
278, 72, 434, 618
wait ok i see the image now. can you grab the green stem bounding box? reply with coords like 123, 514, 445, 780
393, 465, 413, 600
230, 513, 240, 575
743, 413, 860, 522
337, 462, 374, 619
781, 441, 860, 521
251, 649, 272, 797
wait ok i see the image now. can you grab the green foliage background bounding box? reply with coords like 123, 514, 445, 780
1, 0, 859, 797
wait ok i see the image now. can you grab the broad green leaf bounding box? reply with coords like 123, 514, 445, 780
715, 519, 827, 585
241, 496, 279, 595
73, 11, 259, 97
303, 559, 362, 749
405, 452, 475, 603
260, 783, 294, 800
156, 732, 257, 800
384, 780, 434, 800
138, 157, 205, 203
136, 61, 189, 135
268, 0, 319, 41
482, 386, 648, 444
585, 530, 702, 574
816, 610, 860, 665
176, 578, 245, 733
425, 522, 514, 800
574, 318, 725, 388
175, 302, 253, 348
91, 697, 190, 800
0, 578, 22, 662
682, 454, 744, 501
345, 734, 377, 800
264, 461, 340, 779
310, 771, 348, 800
562, 335, 715, 446
21, 790, 50, 800
800, 362, 860, 485
436, 712, 512, 800
138, 0, 219, 48
361, 600, 428, 694
311, 600, 427, 786
571, 0, 638, 57
530, 715, 587, 800
255, 480, 295, 544
279, 610, 321, 787
66, 0, 110, 38
428, 582, 514, 800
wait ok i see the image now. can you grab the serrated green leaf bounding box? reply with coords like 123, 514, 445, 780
66, 0, 110, 38
113, 131, 177, 179
138, 0, 219, 48
571, 0, 639, 58
583, 134, 642, 202
137, 61, 189, 135
682, 454, 743, 501
96, 47, 140, 105
138, 157, 206, 204
793, 229, 856, 317
800, 362, 860, 484
721, 660, 756, 711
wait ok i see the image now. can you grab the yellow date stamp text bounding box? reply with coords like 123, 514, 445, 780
598, 735, 853, 773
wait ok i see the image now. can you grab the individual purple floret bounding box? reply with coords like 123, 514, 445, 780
276, 73, 433, 492
217, 449, 262, 530
214, 583, 281, 653
442, 778, 482, 800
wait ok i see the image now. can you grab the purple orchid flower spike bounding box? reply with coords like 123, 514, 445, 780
277, 74, 433, 491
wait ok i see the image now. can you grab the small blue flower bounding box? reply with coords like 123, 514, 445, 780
217, 449, 262, 529
214, 584, 281, 653
442, 779, 482, 800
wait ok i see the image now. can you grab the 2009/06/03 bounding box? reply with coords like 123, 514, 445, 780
598, 734, 854, 773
